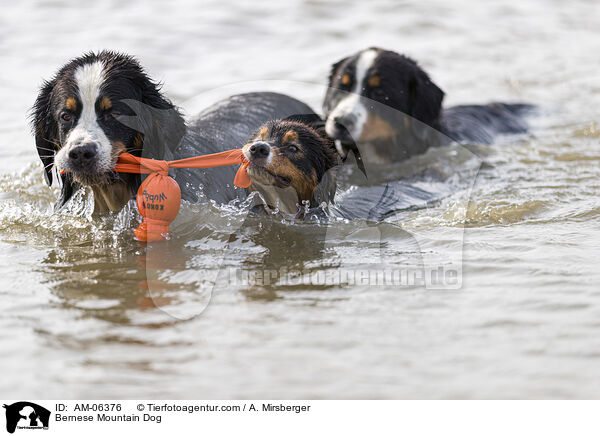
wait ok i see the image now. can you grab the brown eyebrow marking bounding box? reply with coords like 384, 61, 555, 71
259, 126, 269, 139
99, 96, 112, 111
65, 97, 77, 111
368, 75, 381, 87
282, 130, 299, 145
341, 74, 351, 86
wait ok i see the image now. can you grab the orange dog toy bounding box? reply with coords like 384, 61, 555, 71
113, 149, 250, 242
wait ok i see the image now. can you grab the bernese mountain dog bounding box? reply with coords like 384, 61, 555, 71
31, 51, 316, 213
323, 47, 534, 162
241, 116, 339, 217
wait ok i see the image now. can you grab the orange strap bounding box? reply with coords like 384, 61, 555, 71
113, 149, 251, 188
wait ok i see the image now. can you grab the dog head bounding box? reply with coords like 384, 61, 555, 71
242, 117, 338, 216
323, 47, 445, 157
31, 50, 185, 212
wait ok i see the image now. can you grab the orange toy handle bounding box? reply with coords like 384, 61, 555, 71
110, 148, 251, 242
113, 149, 251, 188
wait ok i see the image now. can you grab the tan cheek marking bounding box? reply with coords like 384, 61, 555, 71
358, 114, 399, 142
368, 75, 381, 87
133, 133, 144, 150
100, 96, 112, 111
111, 140, 127, 160
268, 152, 317, 201
341, 74, 351, 86
91, 181, 132, 213
282, 130, 299, 145
259, 127, 269, 139
65, 97, 77, 111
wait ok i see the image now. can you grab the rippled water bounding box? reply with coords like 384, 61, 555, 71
1, 0, 600, 399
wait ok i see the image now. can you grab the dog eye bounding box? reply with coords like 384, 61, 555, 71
339, 73, 352, 88
102, 110, 121, 121
288, 144, 299, 152
60, 112, 73, 123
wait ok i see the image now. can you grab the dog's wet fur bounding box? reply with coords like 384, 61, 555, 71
242, 116, 339, 216
324, 47, 534, 162
31, 51, 185, 212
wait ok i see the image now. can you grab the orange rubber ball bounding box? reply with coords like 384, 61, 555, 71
134, 173, 181, 242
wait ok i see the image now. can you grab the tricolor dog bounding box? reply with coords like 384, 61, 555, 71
324, 47, 533, 162
242, 116, 339, 217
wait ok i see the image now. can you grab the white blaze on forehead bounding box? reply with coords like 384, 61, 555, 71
55, 60, 113, 173
325, 49, 378, 141
353, 48, 378, 94
74, 61, 105, 113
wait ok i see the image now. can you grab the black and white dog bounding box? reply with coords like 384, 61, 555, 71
32, 51, 316, 213
323, 47, 533, 162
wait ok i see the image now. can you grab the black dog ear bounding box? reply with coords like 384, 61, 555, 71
323, 56, 350, 115
118, 98, 186, 160
54, 172, 81, 211
312, 167, 338, 208
32, 79, 80, 208
32, 79, 58, 186
140, 81, 186, 159
296, 111, 368, 179
311, 137, 341, 207
408, 70, 445, 125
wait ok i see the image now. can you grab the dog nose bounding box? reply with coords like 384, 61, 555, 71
330, 116, 355, 141
68, 143, 98, 165
249, 142, 270, 159
334, 120, 348, 133
334, 115, 355, 130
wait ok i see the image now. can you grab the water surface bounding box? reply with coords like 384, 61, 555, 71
1, 0, 599, 398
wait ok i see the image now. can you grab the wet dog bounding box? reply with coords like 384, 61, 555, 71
242, 116, 339, 217
323, 47, 533, 162
31, 51, 316, 213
